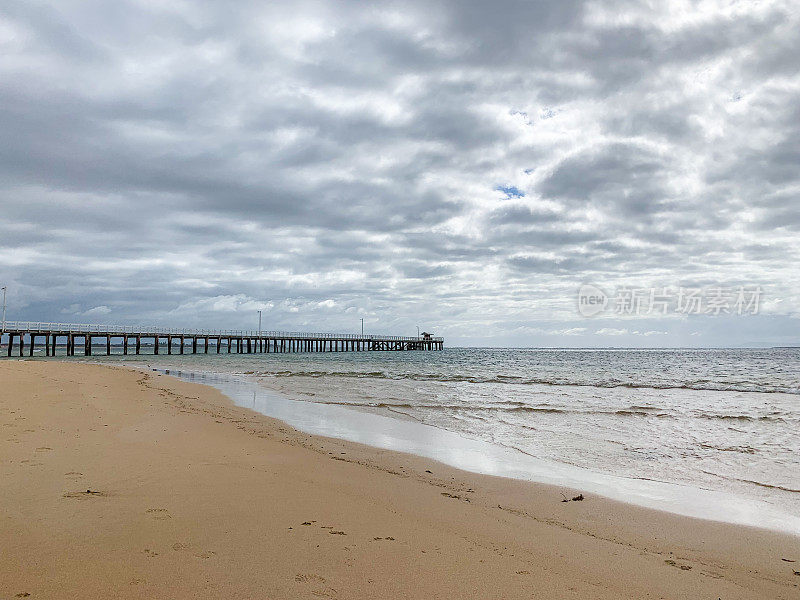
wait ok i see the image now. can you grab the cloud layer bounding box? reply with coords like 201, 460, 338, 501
1, 0, 798, 346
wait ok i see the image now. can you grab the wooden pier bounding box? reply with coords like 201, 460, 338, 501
1, 322, 443, 357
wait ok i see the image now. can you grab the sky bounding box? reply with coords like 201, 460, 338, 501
1, 0, 798, 347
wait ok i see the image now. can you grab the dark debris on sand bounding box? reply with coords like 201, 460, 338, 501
561, 493, 585, 503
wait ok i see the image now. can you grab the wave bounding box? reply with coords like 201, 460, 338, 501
735, 478, 800, 493
507, 406, 567, 414
314, 400, 567, 413
252, 369, 799, 395
306, 400, 660, 418
301, 398, 796, 425
252, 369, 794, 423
701, 414, 787, 423
699, 443, 758, 454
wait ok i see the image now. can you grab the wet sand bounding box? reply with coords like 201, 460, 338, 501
1, 360, 798, 599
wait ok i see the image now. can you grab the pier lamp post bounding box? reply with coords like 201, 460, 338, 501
257, 310, 262, 336
1, 286, 6, 338
416, 325, 420, 338
360, 318, 364, 336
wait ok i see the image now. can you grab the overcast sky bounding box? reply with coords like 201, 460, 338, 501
1, 0, 798, 347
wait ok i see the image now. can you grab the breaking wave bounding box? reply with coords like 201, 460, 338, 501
254, 369, 799, 395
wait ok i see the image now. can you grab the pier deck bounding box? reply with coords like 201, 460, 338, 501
1, 322, 443, 357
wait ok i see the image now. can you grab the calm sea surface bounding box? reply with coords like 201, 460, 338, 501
58, 347, 800, 520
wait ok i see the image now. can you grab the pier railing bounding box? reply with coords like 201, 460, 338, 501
2, 321, 442, 342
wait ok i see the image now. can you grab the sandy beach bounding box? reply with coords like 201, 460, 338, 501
1, 360, 798, 599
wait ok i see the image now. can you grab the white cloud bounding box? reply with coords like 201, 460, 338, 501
552, 327, 588, 336
0, 0, 798, 345
595, 328, 628, 336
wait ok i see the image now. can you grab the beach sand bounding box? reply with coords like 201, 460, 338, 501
1, 361, 798, 599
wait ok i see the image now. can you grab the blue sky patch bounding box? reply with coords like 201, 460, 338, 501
496, 185, 525, 199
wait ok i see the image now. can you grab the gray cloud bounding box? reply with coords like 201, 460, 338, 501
1, 0, 799, 346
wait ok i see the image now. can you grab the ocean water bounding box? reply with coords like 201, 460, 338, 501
60, 347, 800, 528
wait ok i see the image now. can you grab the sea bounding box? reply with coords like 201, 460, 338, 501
54, 346, 800, 533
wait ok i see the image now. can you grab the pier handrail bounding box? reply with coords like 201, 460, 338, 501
2, 321, 443, 342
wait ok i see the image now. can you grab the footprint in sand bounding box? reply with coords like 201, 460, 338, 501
146, 508, 172, 520
62, 489, 107, 499
698, 570, 724, 579
296, 575, 338, 598
168, 541, 214, 558
143, 548, 159, 558
311, 588, 338, 598
295, 574, 326, 584
441, 492, 469, 501
664, 559, 692, 570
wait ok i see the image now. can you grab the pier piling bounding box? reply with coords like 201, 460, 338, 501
1, 322, 444, 357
